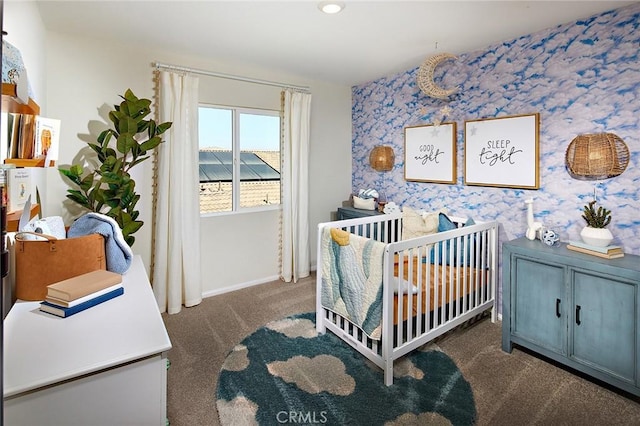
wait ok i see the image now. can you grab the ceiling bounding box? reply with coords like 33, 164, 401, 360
36, 1, 638, 87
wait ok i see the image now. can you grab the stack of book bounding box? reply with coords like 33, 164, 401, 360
566, 240, 624, 259
40, 270, 124, 318
1, 112, 61, 167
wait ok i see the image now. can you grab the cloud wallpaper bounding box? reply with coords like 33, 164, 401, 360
352, 3, 639, 261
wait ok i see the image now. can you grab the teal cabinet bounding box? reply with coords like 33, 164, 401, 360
511, 256, 566, 355
572, 270, 636, 383
502, 237, 640, 396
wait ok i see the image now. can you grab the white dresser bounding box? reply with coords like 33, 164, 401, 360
3, 255, 172, 425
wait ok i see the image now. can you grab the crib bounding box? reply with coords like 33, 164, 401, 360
316, 211, 499, 385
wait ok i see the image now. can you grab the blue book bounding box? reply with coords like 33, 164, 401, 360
40, 286, 124, 318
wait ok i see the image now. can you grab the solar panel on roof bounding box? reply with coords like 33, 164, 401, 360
199, 151, 279, 182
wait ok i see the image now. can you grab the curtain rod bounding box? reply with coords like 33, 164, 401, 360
154, 62, 310, 92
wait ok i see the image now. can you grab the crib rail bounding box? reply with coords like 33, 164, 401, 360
316, 212, 498, 385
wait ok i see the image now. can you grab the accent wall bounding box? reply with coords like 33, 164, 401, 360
352, 3, 639, 258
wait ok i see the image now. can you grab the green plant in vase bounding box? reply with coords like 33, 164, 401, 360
580, 200, 613, 247
59, 89, 172, 247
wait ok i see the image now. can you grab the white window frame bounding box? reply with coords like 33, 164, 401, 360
199, 103, 281, 216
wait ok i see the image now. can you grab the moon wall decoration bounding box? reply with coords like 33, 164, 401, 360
417, 53, 458, 100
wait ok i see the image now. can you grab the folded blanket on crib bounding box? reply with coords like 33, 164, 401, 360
320, 227, 386, 340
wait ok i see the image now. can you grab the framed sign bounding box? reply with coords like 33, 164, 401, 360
464, 113, 540, 189
404, 122, 456, 184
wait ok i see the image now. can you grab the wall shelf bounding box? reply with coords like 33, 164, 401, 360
1, 83, 51, 168
4, 158, 53, 167
1, 83, 40, 115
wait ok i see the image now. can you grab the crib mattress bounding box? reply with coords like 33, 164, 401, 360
393, 256, 488, 323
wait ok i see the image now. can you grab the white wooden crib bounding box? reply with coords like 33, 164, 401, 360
316, 212, 499, 385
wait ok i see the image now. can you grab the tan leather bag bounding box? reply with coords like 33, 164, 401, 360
14, 233, 106, 301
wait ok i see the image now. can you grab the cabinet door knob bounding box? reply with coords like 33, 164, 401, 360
556, 298, 561, 318
576, 305, 582, 325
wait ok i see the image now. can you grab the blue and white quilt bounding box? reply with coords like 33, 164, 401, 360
320, 227, 386, 340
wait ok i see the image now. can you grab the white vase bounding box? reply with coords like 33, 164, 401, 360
580, 226, 614, 247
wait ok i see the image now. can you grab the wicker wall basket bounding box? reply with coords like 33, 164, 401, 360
565, 133, 629, 180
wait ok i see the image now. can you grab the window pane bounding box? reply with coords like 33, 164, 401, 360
199, 108, 232, 150
198, 107, 281, 213
238, 113, 280, 209
199, 107, 232, 213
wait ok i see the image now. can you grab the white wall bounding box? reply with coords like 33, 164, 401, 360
3, 1, 46, 108
5, 4, 352, 297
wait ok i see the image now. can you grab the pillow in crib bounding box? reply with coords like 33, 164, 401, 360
437, 212, 476, 231
429, 213, 477, 265
401, 206, 445, 240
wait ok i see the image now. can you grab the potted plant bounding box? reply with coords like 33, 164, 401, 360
59, 89, 172, 247
580, 200, 613, 247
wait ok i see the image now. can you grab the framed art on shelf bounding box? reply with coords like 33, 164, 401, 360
464, 113, 540, 189
404, 122, 456, 184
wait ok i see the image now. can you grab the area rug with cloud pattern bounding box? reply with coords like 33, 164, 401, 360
216, 312, 476, 425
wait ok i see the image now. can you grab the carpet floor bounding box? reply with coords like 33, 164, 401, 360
162, 273, 640, 425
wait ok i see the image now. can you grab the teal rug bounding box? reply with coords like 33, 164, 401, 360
216, 313, 476, 425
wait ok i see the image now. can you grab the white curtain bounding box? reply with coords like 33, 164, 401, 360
281, 90, 312, 282
153, 71, 202, 314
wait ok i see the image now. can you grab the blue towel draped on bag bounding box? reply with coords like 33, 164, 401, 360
67, 213, 133, 274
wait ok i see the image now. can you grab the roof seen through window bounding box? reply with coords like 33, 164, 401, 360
199, 151, 280, 182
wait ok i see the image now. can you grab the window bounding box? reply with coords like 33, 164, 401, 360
198, 105, 281, 213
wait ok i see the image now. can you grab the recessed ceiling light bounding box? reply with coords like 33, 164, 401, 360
318, 2, 345, 14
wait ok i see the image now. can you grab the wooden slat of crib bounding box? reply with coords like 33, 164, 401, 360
396, 252, 405, 348
455, 235, 463, 318
416, 245, 424, 338
463, 234, 469, 313
448, 237, 455, 322
474, 231, 480, 306
472, 231, 479, 309
432, 245, 439, 328
471, 231, 479, 310
424, 250, 432, 333
481, 230, 487, 303
462, 234, 469, 313
473, 232, 480, 307
406, 248, 414, 341
480, 229, 487, 303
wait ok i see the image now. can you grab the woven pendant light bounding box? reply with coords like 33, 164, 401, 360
369, 146, 395, 172
565, 133, 629, 180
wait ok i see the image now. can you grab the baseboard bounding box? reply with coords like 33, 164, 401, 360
202, 275, 281, 299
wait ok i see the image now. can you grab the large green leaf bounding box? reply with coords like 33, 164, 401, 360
156, 122, 173, 134
118, 116, 138, 135
140, 136, 162, 152
59, 167, 81, 183
116, 133, 136, 154
79, 173, 96, 192
66, 190, 89, 207
122, 218, 143, 236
